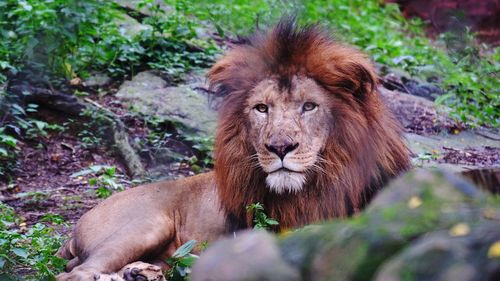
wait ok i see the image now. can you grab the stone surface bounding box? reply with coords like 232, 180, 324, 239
114, 12, 152, 38
116, 70, 216, 136
379, 87, 500, 172
375, 223, 500, 281
191, 231, 300, 281
82, 72, 111, 88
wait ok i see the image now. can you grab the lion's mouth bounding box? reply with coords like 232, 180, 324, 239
269, 167, 301, 174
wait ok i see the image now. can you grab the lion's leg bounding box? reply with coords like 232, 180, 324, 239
57, 219, 174, 281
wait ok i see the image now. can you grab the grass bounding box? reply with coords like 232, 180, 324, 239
180, 0, 499, 127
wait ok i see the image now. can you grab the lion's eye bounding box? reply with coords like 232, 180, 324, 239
255, 104, 268, 113
302, 102, 318, 112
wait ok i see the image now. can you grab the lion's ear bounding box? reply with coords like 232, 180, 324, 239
207, 50, 264, 98
207, 59, 232, 97
346, 61, 377, 101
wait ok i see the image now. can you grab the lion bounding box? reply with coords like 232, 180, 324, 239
56, 19, 410, 280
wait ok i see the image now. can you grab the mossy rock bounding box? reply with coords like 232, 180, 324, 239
279, 169, 498, 280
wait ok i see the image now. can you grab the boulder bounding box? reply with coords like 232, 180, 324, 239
191, 231, 300, 281
115, 71, 216, 137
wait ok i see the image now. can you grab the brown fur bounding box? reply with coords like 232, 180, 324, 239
210, 19, 410, 230
56, 19, 410, 280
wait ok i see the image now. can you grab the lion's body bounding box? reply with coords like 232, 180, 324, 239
57, 173, 226, 280
57, 19, 411, 280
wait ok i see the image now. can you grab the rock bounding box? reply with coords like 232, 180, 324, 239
379, 87, 500, 172
83, 72, 111, 88
378, 87, 457, 134
116, 71, 216, 137
191, 231, 300, 281
279, 169, 499, 281
380, 69, 443, 101
374, 222, 500, 281
194, 169, 500, 281
114, 12, 152, 38
406, 131, 500, 171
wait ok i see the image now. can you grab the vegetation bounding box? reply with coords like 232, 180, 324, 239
166, 240, 199, 281
0, 203, 66, 281
246, 203, 279, 230
71, 165, 125, 198
186, 0, 498, 127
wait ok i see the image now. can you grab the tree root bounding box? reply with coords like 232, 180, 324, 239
9, 83, 145, 178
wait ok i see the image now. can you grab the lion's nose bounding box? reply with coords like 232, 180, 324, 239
265, 142, 299, 160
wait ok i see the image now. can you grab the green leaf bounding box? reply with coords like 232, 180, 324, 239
435, 93, 453, 105
104, 166, 116, 177
33, 120, 47, 131
70, 169, 94, 178
177, 254, 198, 267
12, 248, 28, 259
266, 219, 279, 225
0, 135, 17, 148
172, 240, 197, 258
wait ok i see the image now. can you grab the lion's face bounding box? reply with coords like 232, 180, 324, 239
245, 75, 331, 193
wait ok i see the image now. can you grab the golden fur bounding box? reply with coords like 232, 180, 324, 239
56, 19, 410, 280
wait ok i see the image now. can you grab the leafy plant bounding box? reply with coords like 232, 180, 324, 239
71, 165, 124, 198
77, 108, 109, 150
165, 240, 199, 281
0, 203, 66, 280
183, 135, 214, 169
1, 100, 65, 179
246, 203, 279, 230
0, 126, 18, 178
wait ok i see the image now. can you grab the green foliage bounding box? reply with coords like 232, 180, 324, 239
77, 108, 108, 150
0, 203, 66, 280
0, 100, 64, 179
246, 203, 279, 230
176, 0, 300, 36
165, 240, 199, 281
186, 0, 498, 127
0, 126, 18, 178
0, 0, 218, 82
71, 165, 124, 198
183, 135, 214, 169
0, 0, 117, 80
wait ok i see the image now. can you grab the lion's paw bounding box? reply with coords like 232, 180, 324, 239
94, 273, 125, 281
56, 271, 124, 281
119, 262, 165, 281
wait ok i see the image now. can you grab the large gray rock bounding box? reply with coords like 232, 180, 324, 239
191, 231, 300, 281
379, 87, 500, 172
116, 71, 216, 136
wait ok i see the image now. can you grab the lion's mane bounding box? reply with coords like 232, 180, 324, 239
208, 19, 411, 231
